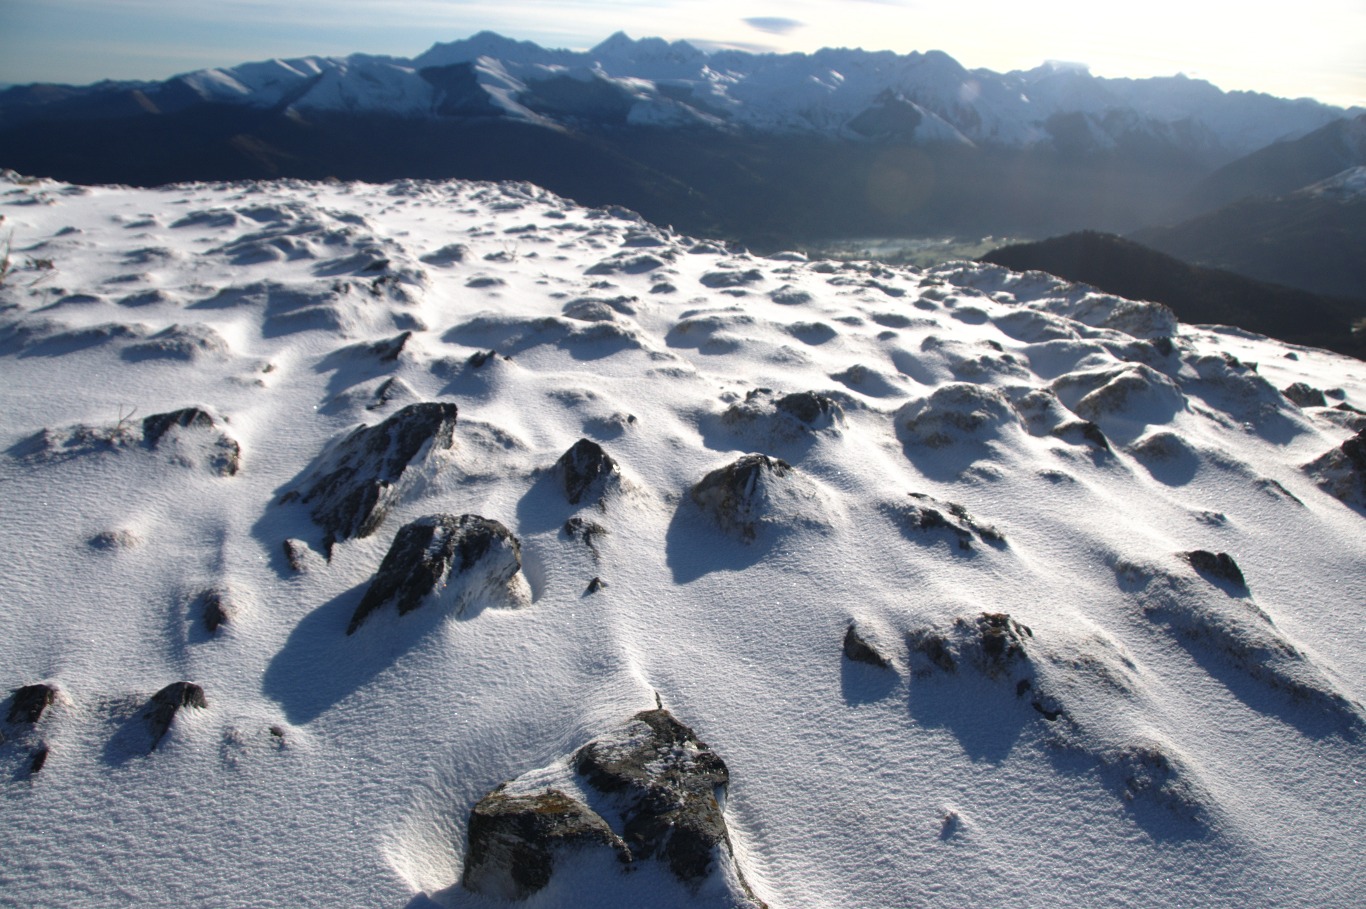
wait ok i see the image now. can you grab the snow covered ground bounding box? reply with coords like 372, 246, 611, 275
1, 171, 1364, 909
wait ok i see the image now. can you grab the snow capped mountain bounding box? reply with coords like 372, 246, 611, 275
2, 170, 1364, 908
3, 32, 1356, 157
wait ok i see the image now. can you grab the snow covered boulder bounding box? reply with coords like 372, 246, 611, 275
137, 407, 242, 476
896, 383, 1022, 449
720, 388, 844, 446
882, 492, 1006, 552
462, 788, 630, 900
146, 682, 207, 751
691, 453, 809, 542
555, 438, 621, 506
285, 401, 458, 553
574, 709, 738, 888
843, 624, 891, 669
347, 514, 523, 634
1182, 550, 1247, 590
1305, 427, 1366, 508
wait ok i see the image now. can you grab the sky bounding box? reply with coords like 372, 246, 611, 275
0, 0, 1363, 109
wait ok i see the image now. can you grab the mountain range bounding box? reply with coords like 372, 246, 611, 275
1, 33, 1361, 244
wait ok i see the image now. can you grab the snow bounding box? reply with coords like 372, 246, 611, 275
131, 33, 1354, 154
1, 172, 1365, 909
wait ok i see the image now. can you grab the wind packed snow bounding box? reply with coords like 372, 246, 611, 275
1, 172, 1364, 909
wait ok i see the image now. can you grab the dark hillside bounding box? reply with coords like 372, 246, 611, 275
981, 231, 1366, 359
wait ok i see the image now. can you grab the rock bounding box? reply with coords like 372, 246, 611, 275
721, 388, 843, 442
555, 438, 620, 505
347, 514, 522, 634
883, 492, 1005, 551
574, 709, 733, 886
1305, 427, 1366, 506
586, 577, 607, 594
140, 407, 241, 476
147, 682, 207, 751
288, 401, 458, 553
282, 538, 311, 572
563, 517, 608, 552
141, 408, 214, 448
28, 745, 49, 776
690, 453, 793, 542
774, 391, 840, 426
462, 788, 631, 900
1183, 551, 1247, 588
367, 331, 411, 363
199, 589, 234, 634
843, 625, 890, 668
896, 383, 1022, 449
908, 613, 1034, 679
1283, 382, 1327, 408
700, 268, 764, 288
8, 683, 58, 724
89, 528, 140, 550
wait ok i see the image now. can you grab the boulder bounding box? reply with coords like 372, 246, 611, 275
555, 438, 620, 505
843, 625, 890, 669
199, 589, 234, 633
347, 514, 522, 634
147, 682, 207, 751
883, 492, 1005, 551
1182, 550, 1247, 589
1305, 427, 1366, 507
141, 407, 241, 476
574, 709, 732, 885
1283, 382, 1327, 408
691, 453, 794, 542
462, 788, 630, 900
287, 402, 458, 553
8, 683, 58, 725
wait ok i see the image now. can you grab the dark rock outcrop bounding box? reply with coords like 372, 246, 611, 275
286, 402, 458, 553
347, 513, 522, 634
1183, 550, 1247, 589
8, 683, 58, 725
1283, 382, 1327, 408
691, 453, 793, 542
462, 788, 630, 900
843, 624, 890, 669
141, 407, 214, 447
462, 708, 761, 903
908, 614, 1051, 713
573, 709, 733, 886
555, 438, 620, 505
147, 682, 207, 751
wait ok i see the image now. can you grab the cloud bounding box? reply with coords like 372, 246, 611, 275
742, 16, 805, 36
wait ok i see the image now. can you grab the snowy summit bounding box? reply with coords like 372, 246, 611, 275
1, 171, 1364, 908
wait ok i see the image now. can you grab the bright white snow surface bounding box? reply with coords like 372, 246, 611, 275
1, 172, 1364, 909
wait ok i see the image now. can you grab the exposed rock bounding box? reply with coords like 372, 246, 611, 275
1182, 550, 1247, 589
286, 401, 458, 553
563, 517, 608, 551
574, 709, 734, 886
142, 407, 214, 447
1305, 427, 1366, 507
1283, 382, 1327, 408
89, 528, 141, 550
721, 388, 844, 441
586, 576, 607, 594
843, 624, 890, 669
555, 438, 620, 505
882, 492, 1005, 551
462, 788, 631, 900
282, 538, 312, 572
367, 330, 412, 363
690, 453, 793, 542
141, 407, 241, 476
147, 682, 207, 751
199, 588, 234, 634
1105, 742, 1205, 822
908, 613, 1036, 681
347, 514, 522, 634
28, 745, 49, 776
8, 683, 58, 724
